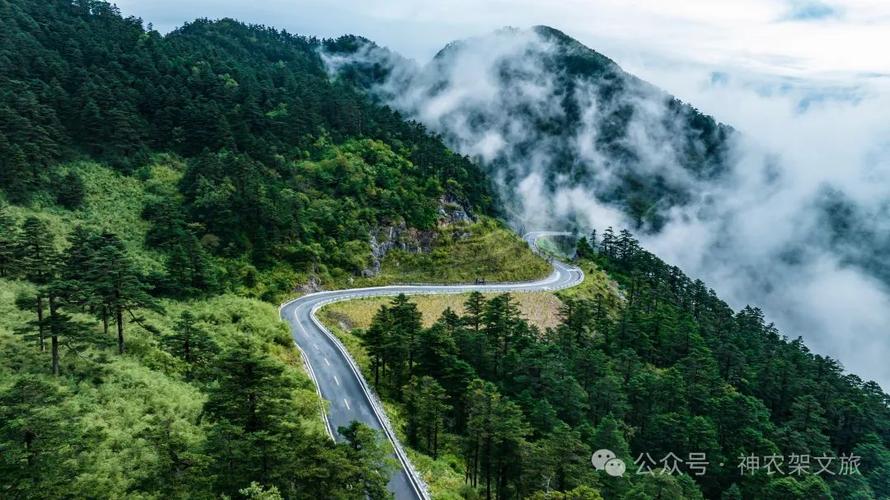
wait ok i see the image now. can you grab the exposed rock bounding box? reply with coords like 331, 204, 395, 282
361, 197, 476, 277
438, 195, 474, 225
363, 223, 436, 277
294, 274, 323, 294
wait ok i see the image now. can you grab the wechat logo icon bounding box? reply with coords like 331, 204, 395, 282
592, 449, 626, 477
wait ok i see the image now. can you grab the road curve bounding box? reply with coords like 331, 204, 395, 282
279, 232, 583, 500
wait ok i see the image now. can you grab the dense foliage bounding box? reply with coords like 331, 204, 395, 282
0, 202, 397, 499
0, 1, 519, 498
357, 231, 890, 498
0, 0, 495, 279
2, 1, 888, 499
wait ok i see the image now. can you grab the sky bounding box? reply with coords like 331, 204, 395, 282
115, 0, 890, 85
114, 1, 890, 388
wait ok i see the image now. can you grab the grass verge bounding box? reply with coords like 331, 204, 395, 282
320, 291, 564, 332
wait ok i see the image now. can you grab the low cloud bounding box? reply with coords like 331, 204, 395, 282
326, 29, 890, 389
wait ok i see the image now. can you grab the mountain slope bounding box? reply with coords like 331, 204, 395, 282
0, 1, 540, 498
1, 3, 888, 500
324, 26, 733, 230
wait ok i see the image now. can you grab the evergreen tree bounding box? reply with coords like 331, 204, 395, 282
42, 280, 95, 375
163, 311, 217, 375
0, 201, 17, 277
0, 376, 77, 497
405, 376, 450, 458
376, 294, 422, 399
481, 293, 523, 378
15, 217, 58, 351
55, 171, 86, 209
464, 379, 529, 500
363, 305, 390, 387
204, 338, 340, 496
339, 422, 395, 500
464, 291, 485, 333
575, 236, 594, 260
87, 233, 155, 354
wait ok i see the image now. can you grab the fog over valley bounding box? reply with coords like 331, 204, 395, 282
324, 27, 890, 389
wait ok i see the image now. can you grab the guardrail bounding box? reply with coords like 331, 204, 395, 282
308, 297, 431, 500
277, 231, 583, 500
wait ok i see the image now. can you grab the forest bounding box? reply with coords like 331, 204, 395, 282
353, 230, 890, 498
0, 0, 505, 498
1, 0, 889, 499
0, 0, 496, 281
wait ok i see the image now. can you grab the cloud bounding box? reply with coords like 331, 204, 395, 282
115, 0, 890, 82
111, 0, 890, 387
605, 64, 890, 389
325, 28, 890, 390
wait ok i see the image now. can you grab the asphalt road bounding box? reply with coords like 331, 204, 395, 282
279, 231, 584, 500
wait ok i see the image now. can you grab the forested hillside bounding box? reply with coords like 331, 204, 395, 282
0, 1, 538, 498
2, 1, 889, 499
324, 26, 733, 229
0, 0, 500, 283
335, 231, 890, 499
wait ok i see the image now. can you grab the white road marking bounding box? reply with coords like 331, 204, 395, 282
281, 232, 580, 500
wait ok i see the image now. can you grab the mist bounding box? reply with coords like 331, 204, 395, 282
325, 28, 890, 389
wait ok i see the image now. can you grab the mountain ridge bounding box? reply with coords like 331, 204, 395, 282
325, 25, 734, 230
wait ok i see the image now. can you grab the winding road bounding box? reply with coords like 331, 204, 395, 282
279, 232, 583, 499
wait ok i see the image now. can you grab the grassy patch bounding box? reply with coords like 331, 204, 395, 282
320, 291, 564, 332
557, 260, 624, 315
381, 399, 466, 500
4, 160, 175, 274
352, 218, 550, 287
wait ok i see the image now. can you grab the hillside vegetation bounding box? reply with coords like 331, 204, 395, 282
360, 218, 551, 286
326, 26, 733, 229
324, 230, 890, 499
0, 0, 501, 293
1, 1, 889, 500
0, 1, 536, 498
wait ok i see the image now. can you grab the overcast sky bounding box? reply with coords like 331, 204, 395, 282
116, 0, 890, 86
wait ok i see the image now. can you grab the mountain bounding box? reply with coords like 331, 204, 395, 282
324, 26, 733, 230
0, 0, 505, 285
0, 1, 543, 498
1, 3, 889, 500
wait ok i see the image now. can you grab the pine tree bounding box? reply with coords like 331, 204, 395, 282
482, 293, 522, 378
163, 311, 217, 375
43, 281, 94, 375
405, 376, 450, 458
55, 171, 85, 209
60, 226, 93, 304
463, 292, 485, 333
338, 422, 395, 500
363, 305, 390, 386
390, 293, 422, 377
463, 379, 528, 500
575, 236, 594, 260
0, 201, 18, 277
163, 233, 218, 297
0, 375, 76, 497
15, 217, 58, 351
87, 233, 155, 354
